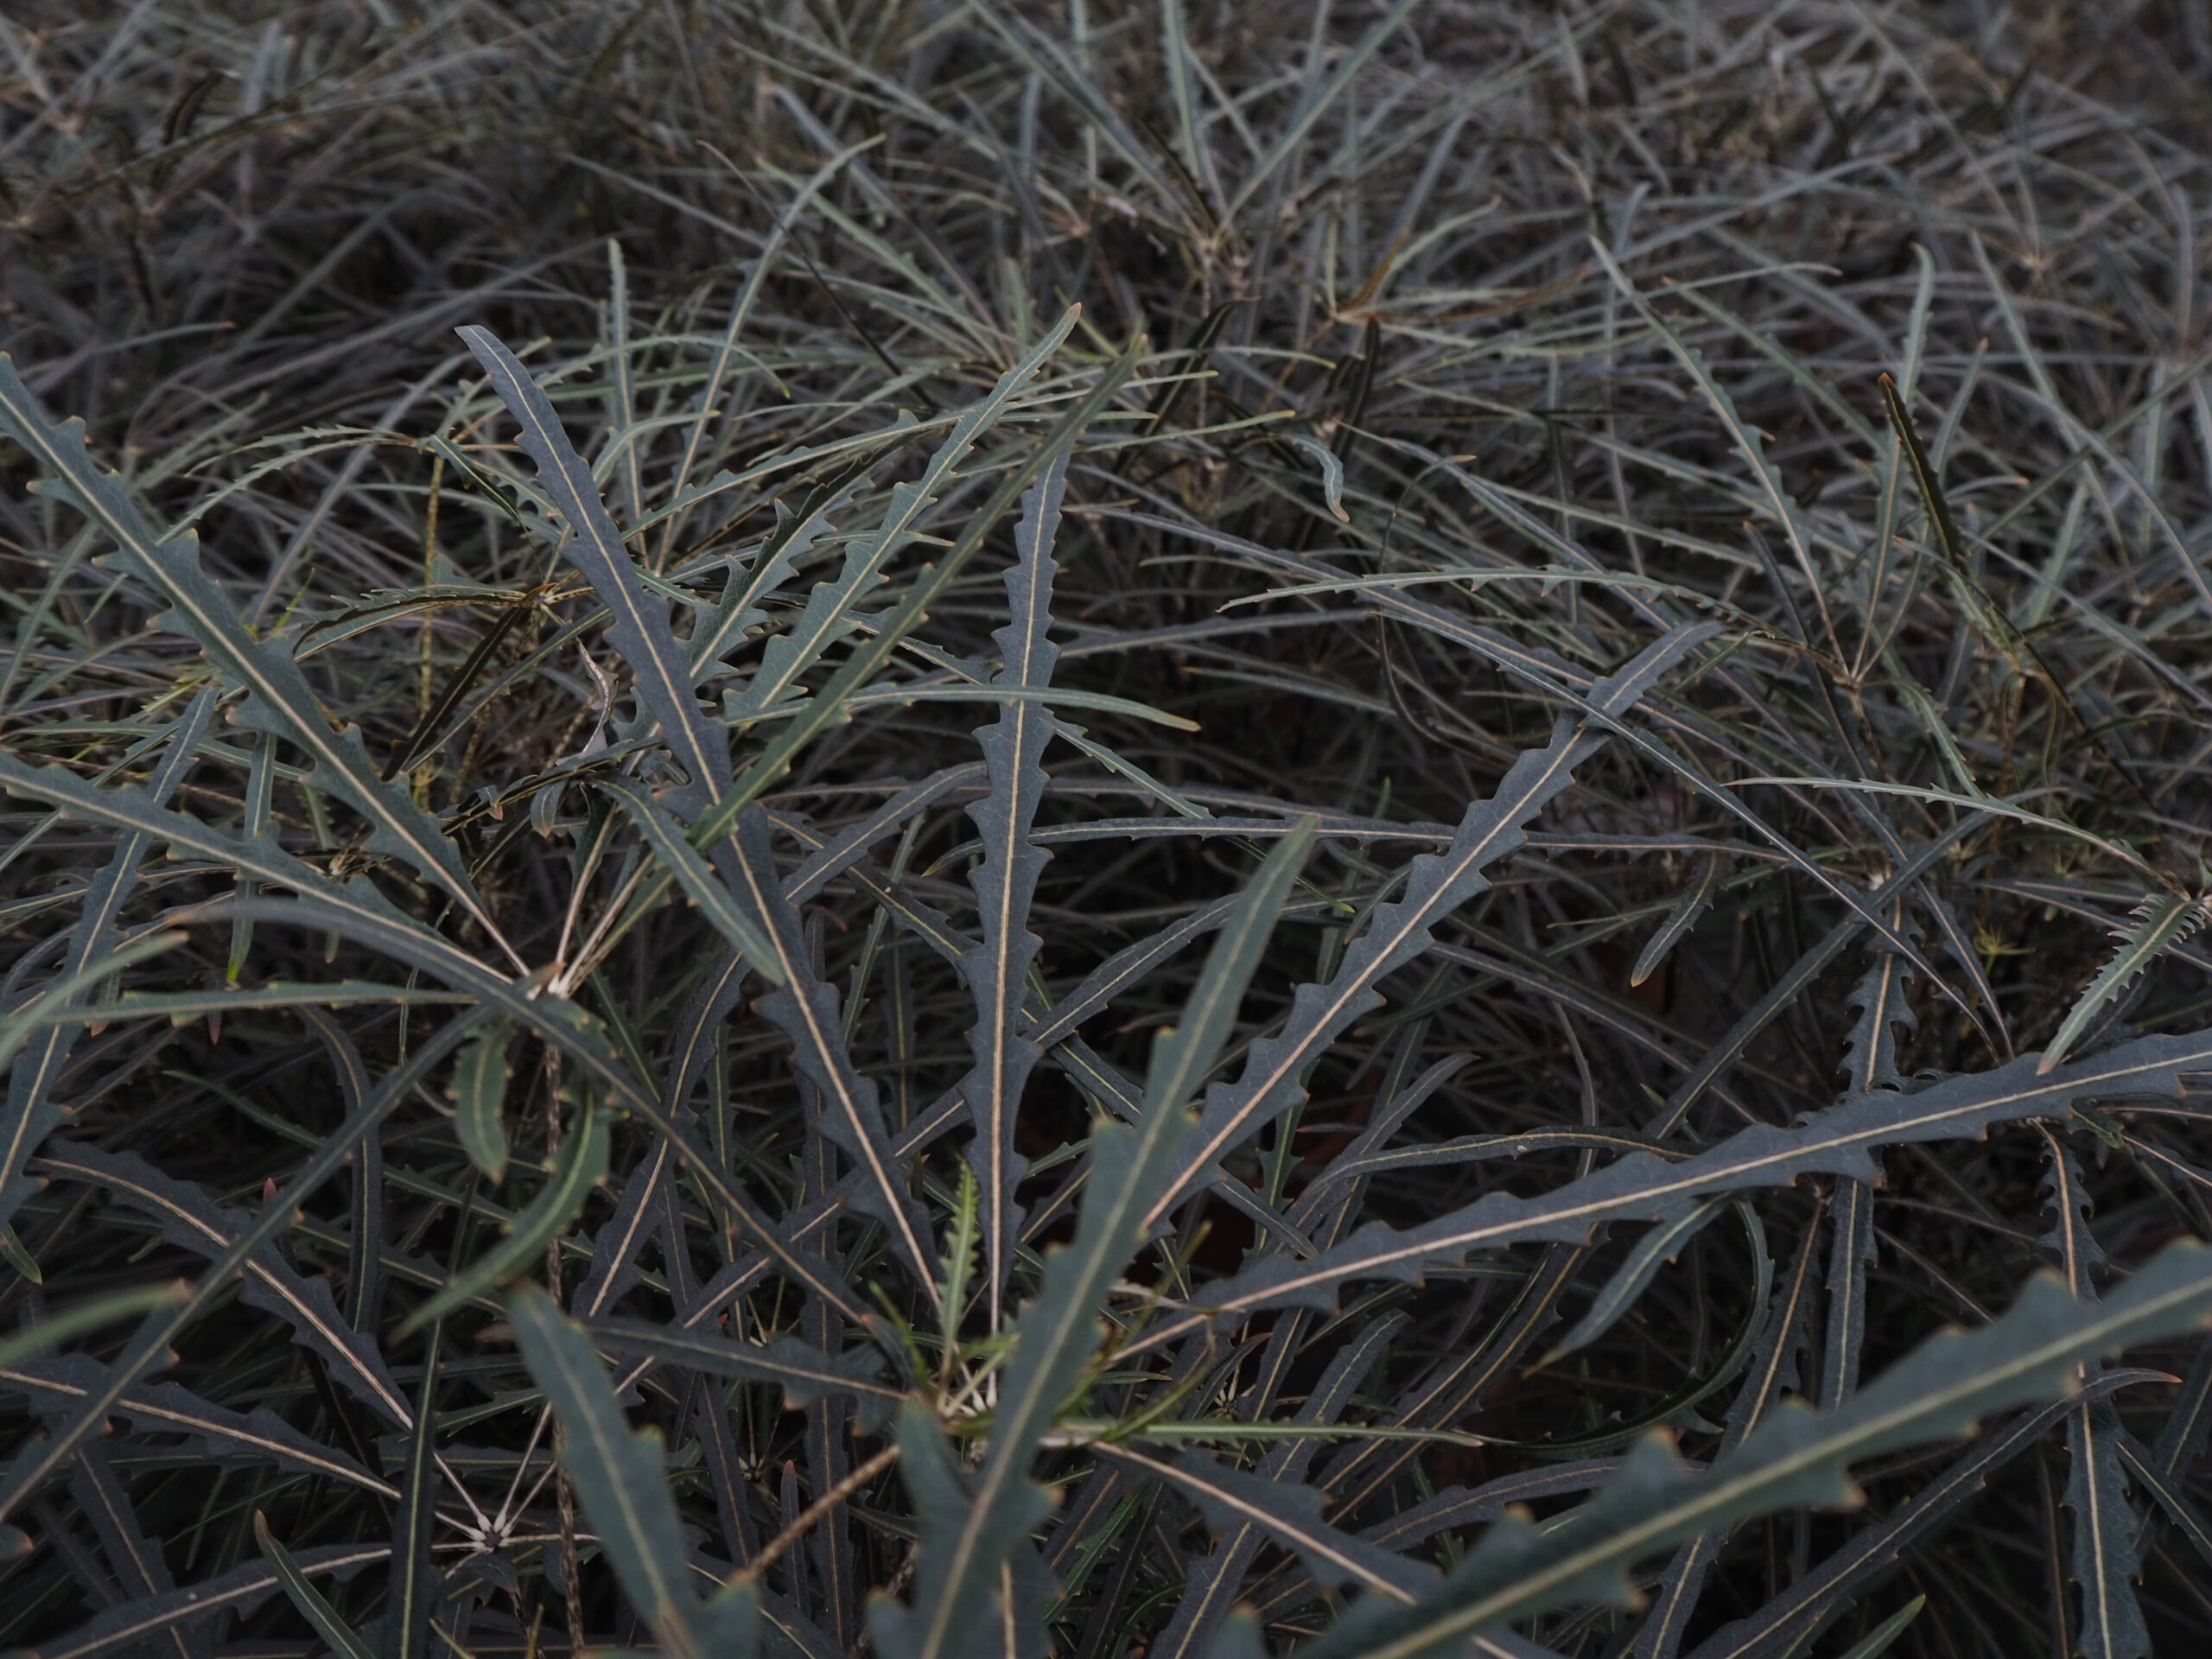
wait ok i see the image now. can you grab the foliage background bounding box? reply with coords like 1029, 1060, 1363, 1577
3, 3, 2212, 1658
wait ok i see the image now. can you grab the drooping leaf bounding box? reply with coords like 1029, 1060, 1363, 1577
397, 1099, 608, 1337
448, 1018, 514, 1183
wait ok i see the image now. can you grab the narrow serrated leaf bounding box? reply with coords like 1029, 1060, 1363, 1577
457, 327, 730, 815
1632, 854, 1723, 988
1551, 1198, 1732, 1362
2068, 1399, 2149, 1659
1306, 1239, 2212, 1658
3, 685, 213, 1229
1149, 622, 1716, 1226
0, 355, 508, 960
880, 821, 1316, 1659
960, 444, 1070, 1325
1094, 1444, 1435, 1602
25, 1544, 389, 1659
35, 1141, 413, 1427
578, 1316, 904, 1432
2042, 894, 2212, 1074
732, 309, 1079, 723
1122, 1020, 2212, 1358
506, 1284, 750, 1659
252, 1515, 376, 1659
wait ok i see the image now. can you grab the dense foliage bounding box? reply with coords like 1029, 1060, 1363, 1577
4, 3, 2212, 1657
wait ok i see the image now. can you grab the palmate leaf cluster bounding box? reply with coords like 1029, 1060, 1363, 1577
3, 3, 2212, 1658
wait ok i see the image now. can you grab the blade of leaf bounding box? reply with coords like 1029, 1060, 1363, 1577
1549, 1198, 1733, 1363
728, 308, 1080, 724
27, 1543, 391, 1659
1632, 854, 1724, 988
2068, 1398, 2149, 1659
397, 1100, 607, 1338
448, 1020, 513, 1183
0, 1012, 485, 1531
685, 327, 1141, 850
1149, 621, 1717, 1225
960, 442, 1071, 1327
507, 1284, 760, 1659
457, 326, 731, 816
253, 1514, 375, 1659
2, 683, 214, 1230
875, 820, 1318, 1659
0, 353, 513, 964
1120, 1018, 2212, 1360
0, 1285, 187, 1372
1304, 1238, 2212, 1659
2042, 894, 2212, 1075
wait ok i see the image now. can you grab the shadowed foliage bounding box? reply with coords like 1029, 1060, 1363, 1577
3, 4, 2212, 1658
